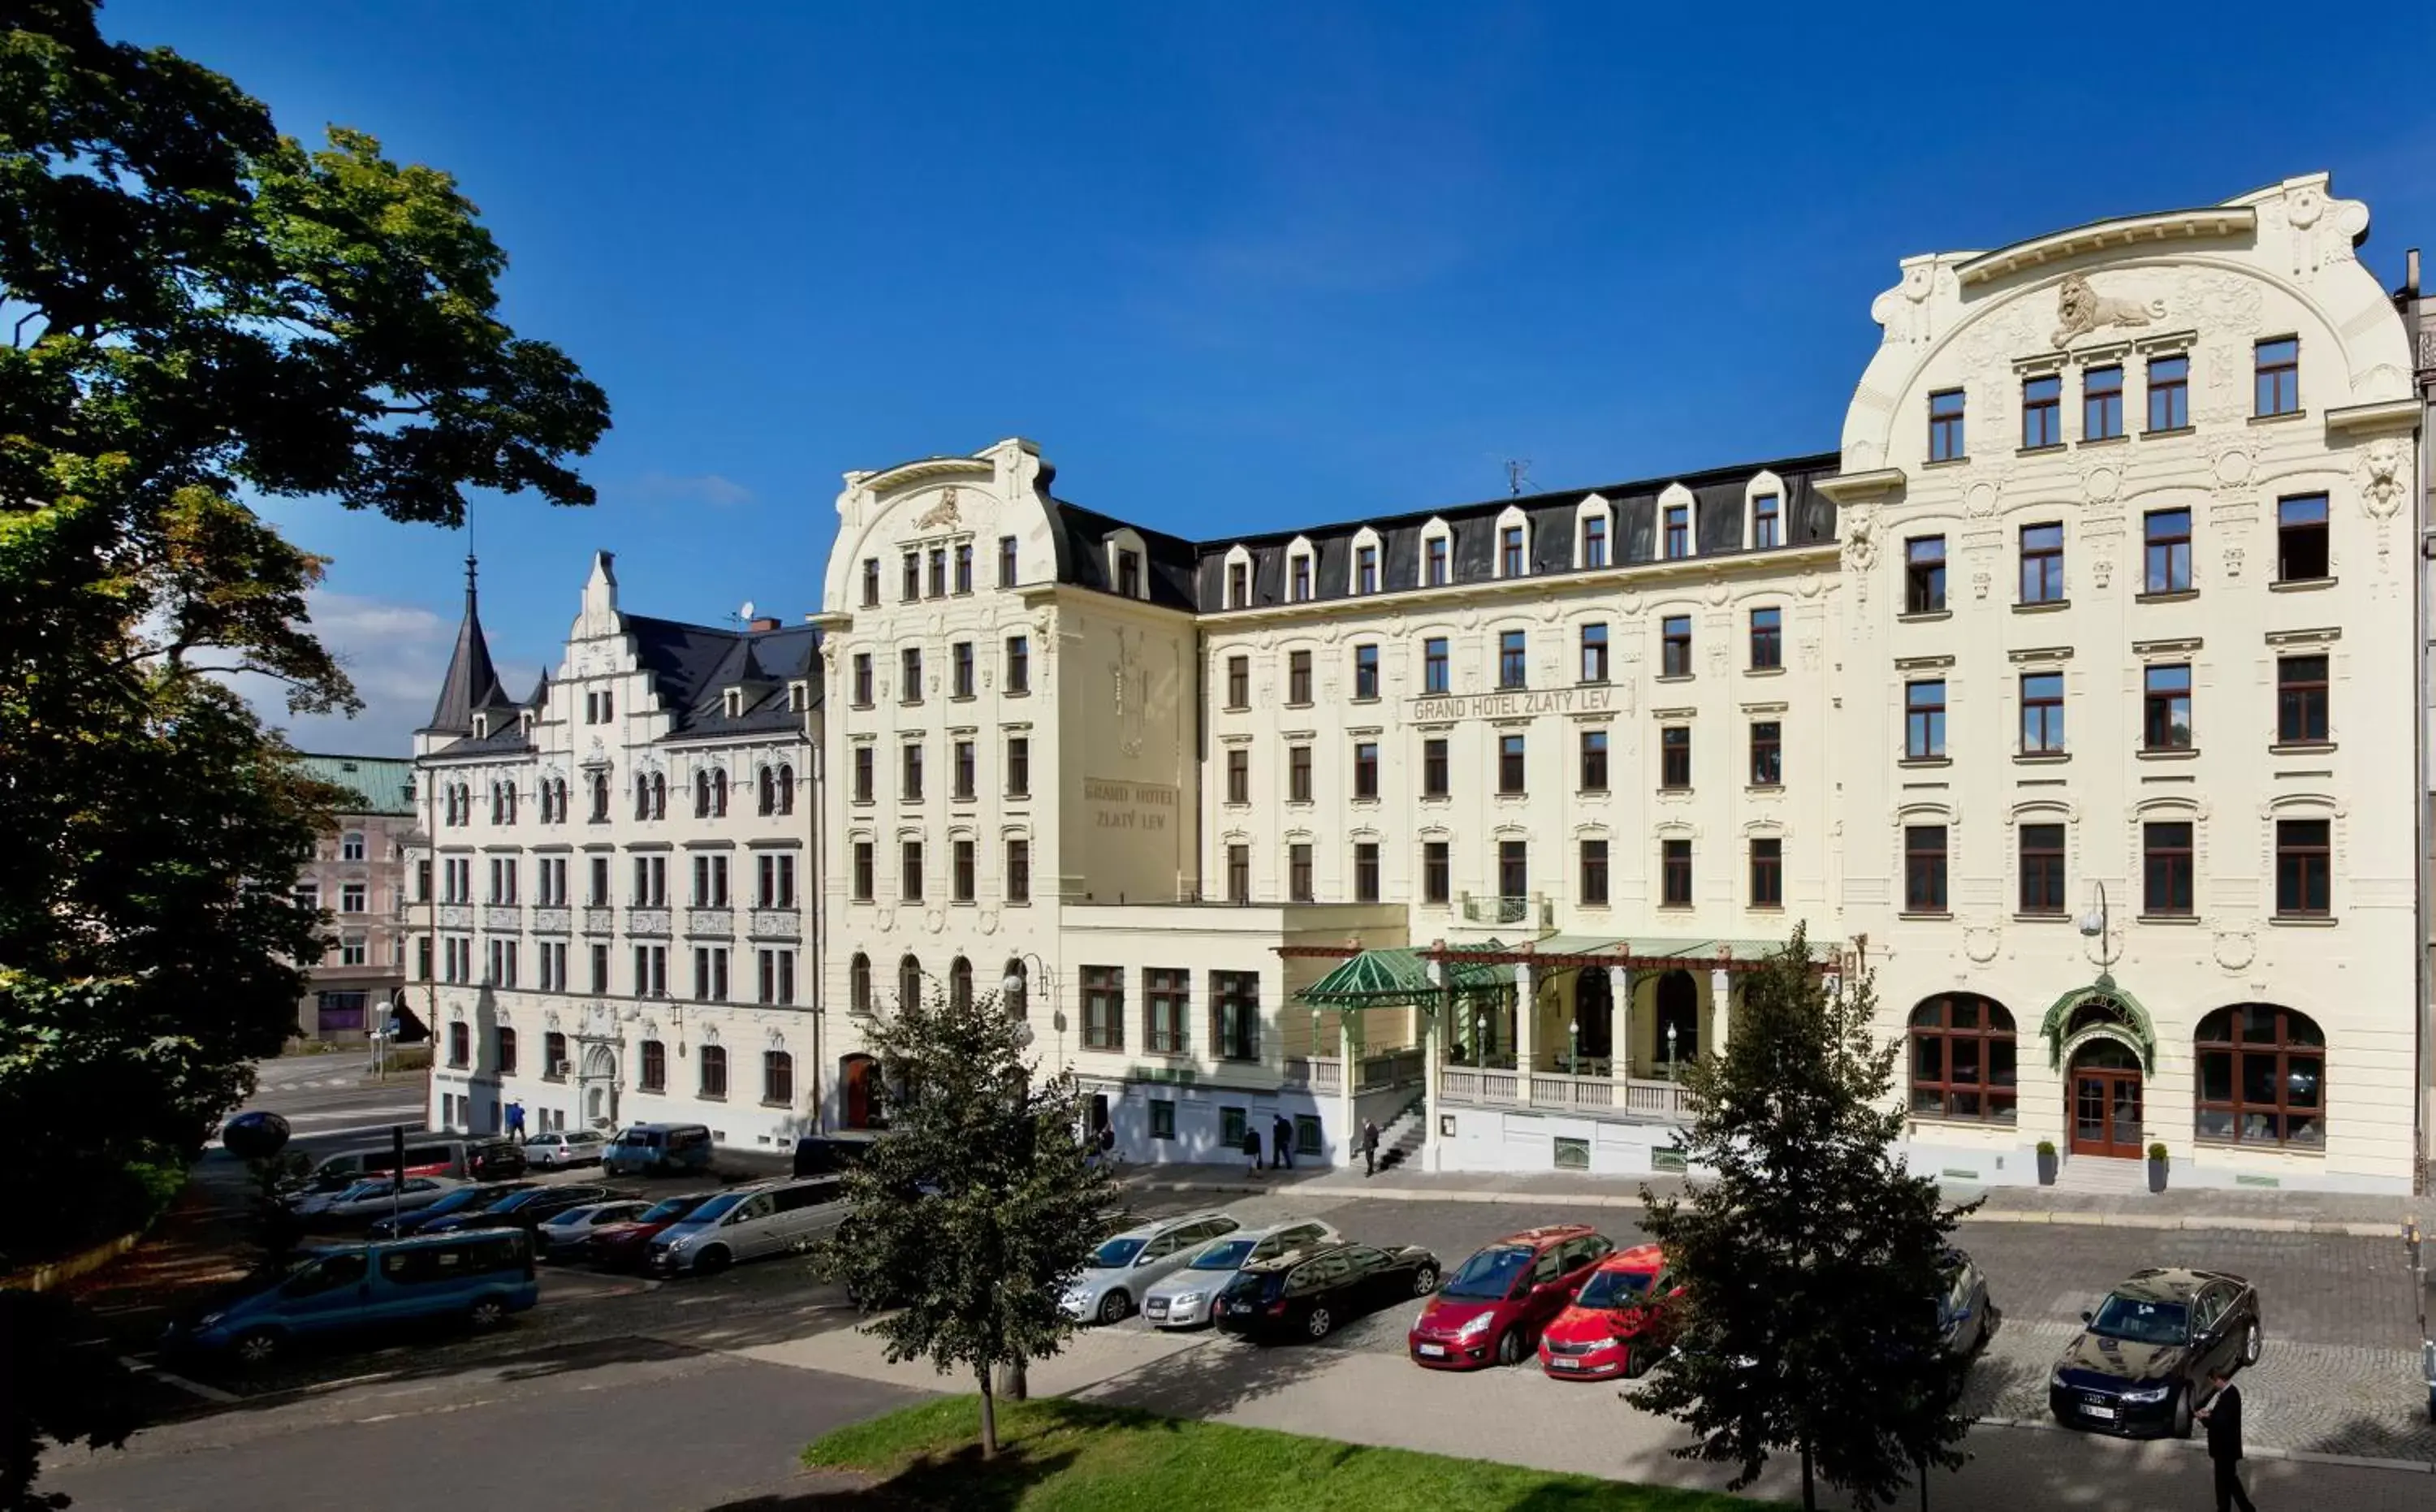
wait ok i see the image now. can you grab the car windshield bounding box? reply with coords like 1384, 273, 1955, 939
615, 1130, 663, 1148
1577, 1269, 1656, 1309
638, 1197, 700, 1223
488, 1190, 542, 1210
1440, 1246, 1532, 1300
2090, 1293, 2188, 1346
1188, 1239, 1258, 1272
683, 1193, 744, 1224
1089, 1237, 1146, 1269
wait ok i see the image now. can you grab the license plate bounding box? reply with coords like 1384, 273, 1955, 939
1550, 1357, 1580, 1370
1146, 1302, 1168, 1317
1417, 1343, 1447, 1358
2080, 1403, 2116, 1420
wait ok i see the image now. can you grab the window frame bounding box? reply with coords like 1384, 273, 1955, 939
1497, 629, 1527, 689
1904, 680, 1946, 760
2275, 495, 2330, 583
1578, 728, 1608, 793
1660, 616, 1691, 677
1748, 836, 1782, 908
1497, 733, 1526, 794
2082, 364, 2123, 441
1659, 838, 1692, 907
1579, 622, 1609, 684
2274, 818, 2331, 918
1903, 824, 1949, 914
1747, 607, 1782, 669
1659, 725, 1691, 791
2144, 508, 2192, 594
2021, 373, 2062, 449
1907, 995, 2018, 1125
2146, 354, 2189, 431
1579, 838, 1609, 907
2277, 654, 2329, 745
2020, 670, 2065, 754
2195, 1004, 2325, 1148
2019, 522, 2065, 604
2142, 820, 2195, 916
1904, 535, 1946, 614
2253, 336, 2300, 417
1748, 720, 1782, 788
2019, 823, 2067, 914
1927, 387, 1966, 461
2142, 663, 2192, 750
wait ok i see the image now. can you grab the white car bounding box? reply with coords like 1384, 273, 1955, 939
297, 1176, 467, 1223
523, 1130, 607, 1169
1058, 1212, 1242, 1324
1142, 1219, 1343, 1329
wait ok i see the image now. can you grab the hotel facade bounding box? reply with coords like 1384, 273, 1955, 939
418, 173, 2430, 1195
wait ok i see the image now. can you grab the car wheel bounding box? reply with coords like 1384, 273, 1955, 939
1622, 1345, 1645, 1379
2239, 1321, 2261, 1366
1097, 1290, 1132, 1325
1305, 1307, 1333, 1341
469, 1298, 508, 1329
1495, 1328, 1525, 1367
233, 1328, 280, 1367
2170, 1385, 2193, 1441
693, 1245, 732, 1277
1411, 1266, 1438, 1296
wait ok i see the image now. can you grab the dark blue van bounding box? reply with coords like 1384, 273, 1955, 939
166, 1229, 538, 1366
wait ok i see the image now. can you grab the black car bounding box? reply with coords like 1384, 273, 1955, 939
467, 1137, 527, 1181
792, 1135, 876, 1179
2049, 1267, 2262, 1438
1214, 1241, 1441, 1342
365, 1181, 536, 1239
431, 1183, 621, 1235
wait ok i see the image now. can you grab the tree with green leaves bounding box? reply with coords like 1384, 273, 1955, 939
1630, 927, 1976, 1511
2, 4, 605, 1505
812, 986, 1120, 1459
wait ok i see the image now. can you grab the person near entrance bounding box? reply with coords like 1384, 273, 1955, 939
1359, 1117, 1380, 1177
2196, 1365, 2255, 1512
1241, 1122, 1263, 1175
1270, 1113, 1294, 1171
504, 1100, 525, 1137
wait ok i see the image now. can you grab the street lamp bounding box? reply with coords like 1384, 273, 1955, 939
1665, 1022, 1679, 1082
2076, 881, 2119, 987
1004, 952, 1059, 1062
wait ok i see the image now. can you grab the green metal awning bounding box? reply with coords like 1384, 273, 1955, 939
2040, 978, 2157, 1071
1294, 944, 1517, 1013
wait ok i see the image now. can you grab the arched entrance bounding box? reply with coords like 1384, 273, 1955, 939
579, 1043, 619, 1130
2066, 1039, 2144, 1159
1652, 970, 1700, 1076
840, 1053, 879, 1130
1571, 969, 1612, 1065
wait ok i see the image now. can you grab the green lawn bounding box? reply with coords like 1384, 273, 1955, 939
804, 1395, 1783, 1510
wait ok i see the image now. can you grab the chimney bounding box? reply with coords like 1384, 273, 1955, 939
748, 616, 780, 633
2406, 248, 2421, 297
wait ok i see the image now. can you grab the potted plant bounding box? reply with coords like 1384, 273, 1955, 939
2036, 1139, 2058, 1186
2146, 1141, 2170, 1194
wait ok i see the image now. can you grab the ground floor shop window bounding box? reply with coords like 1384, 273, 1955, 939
1907, 994, 2017, 1124
1294, 1115, 1322, 1156
1148, 1099, 1176, 1141
2195, 1004, 2324, 1147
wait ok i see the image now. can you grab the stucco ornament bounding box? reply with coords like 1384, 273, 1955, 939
2358, 438, 2408, 521
2213, 929, 2257, 973
1963, 927, 2000, 965
914, 488, 961, 532
1841, 508, 1878, 600
2050, 274, 2165, 348
1111, 627, 1147, 757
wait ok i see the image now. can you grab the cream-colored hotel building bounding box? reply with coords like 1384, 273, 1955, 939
419, 173, 2432, 1196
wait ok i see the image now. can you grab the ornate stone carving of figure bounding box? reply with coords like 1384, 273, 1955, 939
2050, 274, 2164, 348
914, 487, 961, 532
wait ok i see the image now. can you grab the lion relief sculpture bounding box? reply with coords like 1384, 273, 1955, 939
2050, 273, 2165, 348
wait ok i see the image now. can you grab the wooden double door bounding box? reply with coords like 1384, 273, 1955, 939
2067, 1041, 2144, 1159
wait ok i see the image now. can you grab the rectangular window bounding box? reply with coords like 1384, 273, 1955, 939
901, 551, 920, 603
1353, 643, 1380, 699
1905, 680, 1946, 759
1422, 840, 1450, 905
1422, 637, 1449, 693
850, 745, 875, 804
2020, 672, 2065, 754
1500, 526, 1525, 577
861, 557, 881, 607
1661, 839, 1692, 906
1212, 972, 1259, 1061
2144, 508, 2192, 594
1579, 839, 1609, 906
901, 646, 923, 703
764, 1049, 795, 1104
1289, 555, 1311, 602
1425, 536, 1449, 586
900, 840, 923, 902
1579, 623, 1609, 683
2276, 495, 2329, 582
2274, 819, 2330, 917
757, 853, 796, 909
953, 541, 973, 594
1354, 545, 1377, 594
1497, 733, 1526, 794
1422, 737, 1449, 797
693, 946, 729, 1003
1004, 635, 1030, 694
2143, 663, 2192, 750
1928, 387, 1966, 460
1579, 728, 1608, 792
2019, 522, 2064, 603
1747, 607, 1781, 669
1905, 535, 1946, 613
991, 534, 1016, 590
1581, 515, 1607, 568
1904, 825, 1949, 914
926, 546, 948, 598
2019, 823, 2066, 915
1749, 836, 1782, 907
2255, 336, 2299, 417
1352, 741, 1379, 800
1660, 726, 1691, 790
851, 653, 872, 706
952, 740, 975, 801
1005, 839, 1030, 904
901, 741, 925, 801
1499, 839, 1529, 902
2084, 365, 2123, 440
1225, 747, 1250, 804
1288, 744, 1312, 804
1751, 494, 1780, 549
2278, 654, 2329, 744
1225, 843, 1250, 903
1225, 654, 1249, 708
1081, 966, 1124, 1051
1353, 841, 1380, 904
1116, 548, 1142, 598
1498, 629, 1527, 689
588, 857, 610, 906
590, 943, 609, 994
1288, 650, 1311, 705
852, 842, 874, 901
1138, 968, 1188, 1053
1288, 843, 1313, 903
641, 1039, 666, 1092
2022, 374, 2061, 448
1662, 503, 1690, 559
1225, 560, 1248, 608
1750, 720, 1782, 787
951, 642, 974, 698
698, 1044, 727, 1099
2147, 354, 2189, 431
952, 839, 976, 902
1661, 616, 1691, 677
1005, 735, 1030, 798
1149, 1095, 1177, 1138
2143, 821, 2194, 915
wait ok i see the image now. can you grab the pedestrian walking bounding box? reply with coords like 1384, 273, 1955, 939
1242, 1123, 1263, 1175
1359, 1117, 1380, 1177
2196, 1365, 2256, 1512
1097, 1121, 1116, 1166
504, 1100, 525, 1138
1271, 1114, 1294, 1172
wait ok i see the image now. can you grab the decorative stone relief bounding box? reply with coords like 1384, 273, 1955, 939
2222, 545, 2244, 579
2050, 274, 2165, 348
2212, 930, 2257, 973
2081, 464, 2120, 505
977, 907, 999, 936
1965, 481, 2000, 519
1842, 508, 1879, 601
2203, 437, 2255, 490
913, 488, 961, 531
2358, 438, 2408, 521
1971, 569, 1990, 601
923, 908, 944, 935
2090, 555, 2114, 590
1963, 927, 2001, 965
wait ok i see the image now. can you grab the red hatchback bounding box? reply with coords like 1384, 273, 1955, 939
1538, 1243, 1682, 1380
583, 1192, 715, 1271
1407, 1225, 1613, 1369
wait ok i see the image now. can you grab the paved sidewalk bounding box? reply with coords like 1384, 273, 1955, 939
1118, 1160, 2425, 1236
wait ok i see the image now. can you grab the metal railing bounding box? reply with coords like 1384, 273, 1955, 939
1439, 1066, 1694, 1121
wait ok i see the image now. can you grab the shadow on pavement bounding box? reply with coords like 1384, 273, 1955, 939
701, 1445, 1083, 1510
1073, 1315, 1397, 1422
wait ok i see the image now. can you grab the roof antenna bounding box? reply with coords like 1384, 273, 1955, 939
1505, 459, 1533, 498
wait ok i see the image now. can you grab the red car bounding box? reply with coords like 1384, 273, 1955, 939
583, 1192, 715, 1271
1538, 1243, 1682, 1380
1407, 1225, 1613, 1369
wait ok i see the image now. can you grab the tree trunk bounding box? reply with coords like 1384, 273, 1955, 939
976, 1361, 997, 1459
1799, 1441, 1815, 1511
994, 1358, 1029, 1401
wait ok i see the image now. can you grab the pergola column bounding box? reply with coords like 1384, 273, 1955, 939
1712, 967, 1734, 1056
1338, 1012, 1357, 1164
1608, 966, 1630, 1082
1514, 961, 1535, 1104
1424, 953, 1445, 1172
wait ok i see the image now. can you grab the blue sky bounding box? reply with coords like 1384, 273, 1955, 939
105, 2, 2436, 751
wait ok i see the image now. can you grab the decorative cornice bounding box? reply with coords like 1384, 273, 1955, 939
1816, 468, 1907, 504
2322, 397, 2421, 440
1957, 208, 2257, 287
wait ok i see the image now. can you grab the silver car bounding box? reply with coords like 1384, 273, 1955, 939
1060, 1212, 1242, 1324
298, 1176, 467, 1224
648, 1176, 849, 1277
524, 1130, 607, 1169
1140, 1219, 1342, 1329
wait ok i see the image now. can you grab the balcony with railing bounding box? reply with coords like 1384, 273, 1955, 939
747, 908, 802, 940
531, 906, 571, 934
1456, 891, 1552, 928
481, 905, 523, 933
685, 906, 735, 937
626, 906, 671, 936
581, 906, 616, 935
1437, 1064, 1695, 1122
1284, 1048, 1426, 1098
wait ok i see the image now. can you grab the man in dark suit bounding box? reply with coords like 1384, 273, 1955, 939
2195, 1365, 2256, 1511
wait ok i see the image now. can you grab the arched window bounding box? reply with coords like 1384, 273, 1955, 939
757, 766, 775, 816
897, 954, 922, 1009
849, 953, 872, 1015
1907, 994, 2018, 1124
763, 1051, 794, 1105
693, 770, 712, 818
712, 769, 729, 817
775, 763, 794, 815
340, 829, 366, 862
635, 773, 651, 820
2196, 1005, 2325, 1147
589, 771, 609, 822
948, 957, 972, 1011
650, 772, 667, 819
1004, 958, 1027, 1019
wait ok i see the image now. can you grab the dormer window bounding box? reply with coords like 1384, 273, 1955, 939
520, 711, 534, 737
723, 687, 744, 719
1289, 554, 1312, 602
1226, 559, 1249, 608
1116, 548, 1142, 598
1499, 526, 1525, 577
1751, 493, 1781, 549
1424, 534, 1449, 586
1580, 515, 1607, 568
471, 713, 488, 739
1663, 503, 1691, 559
788, 681, 808, 713
1354, 544, 1378, 594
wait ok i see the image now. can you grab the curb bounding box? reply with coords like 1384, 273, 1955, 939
1125, 1180, 2404, 1235
1970, 1415, 2434, 1474
0, 1230, 145, 1294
